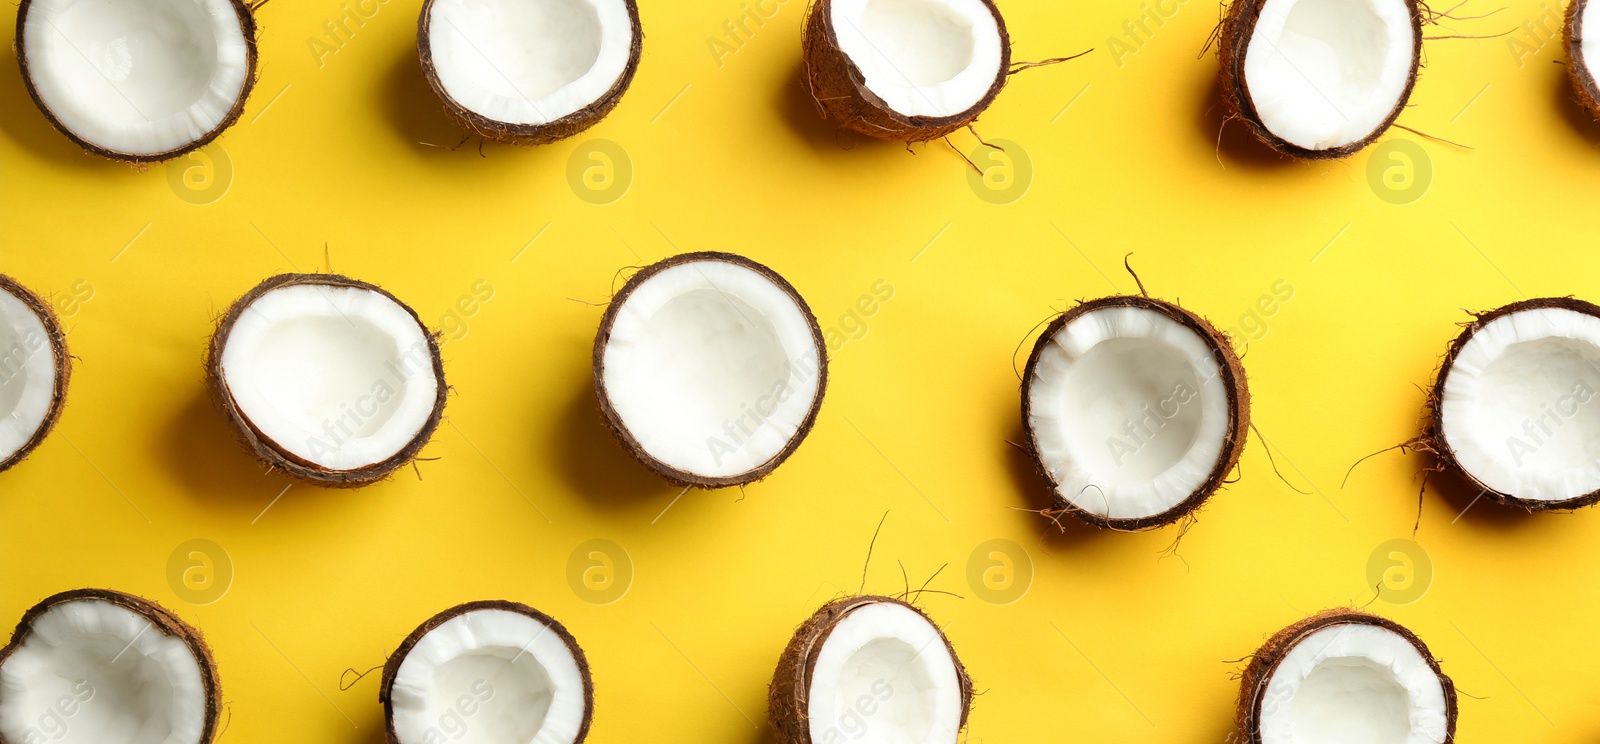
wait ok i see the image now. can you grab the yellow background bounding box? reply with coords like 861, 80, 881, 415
0, 0, 1594, 740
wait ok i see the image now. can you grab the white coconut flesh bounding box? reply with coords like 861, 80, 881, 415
1028, 305, 1231, 521
829, 0, 1003, 118
806, 603, 961, 743
1582, 0, 1600, 83
20, 0, 250, 156
0, 599, 207, 744
1257, 623, 1448, 744
389, 609, 587, 744
1440, 307, 1600, 502
220, 284, 438, 472
0, 288, 57, 463
1242, 0, 1414, 150
602, 260, 821, 479
426, 0, 634, 126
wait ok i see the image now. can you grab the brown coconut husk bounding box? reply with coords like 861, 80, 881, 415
1424, 296, 1600, 511
1567, 0, 1600, 117
1235, 609, 1457, 743
801, 0, 1011, 142
768, 595, 972, 744
0, 588, 224, 744
1218, 0, 1422, 159
0, 274, 70, 474
592, 252, 829, 488
417, 0, 643, 146
379, 600, 594, 744
13, 0, 259, 164
206, 273, 446, 488
1020, 294, 1251, 531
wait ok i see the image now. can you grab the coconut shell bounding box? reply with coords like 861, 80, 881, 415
1426, 296, 1600, 511
417, 0, 643, 146
800, 0, 1011, 142
1567, 0, 1600, 118
206, 273, 447, 488
1218, 0, 1422, 159
379, 600, 595, 744
13, 0, 259, 164
1020, 295, 1250, 530
592, 251, 829, 488
768, 595, 972, 744
0, 588, 224, 744
0, 274, 70, 474
1235, 609, 1457, 743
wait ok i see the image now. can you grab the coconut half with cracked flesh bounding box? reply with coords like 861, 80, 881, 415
769, 596, 971, 744
1220, 0, 1421, 158
1429, 297, 1600, 510
381, 601, 593, 744
594, 252, 827, 487
418, 0, 643, 145
802, 0, 1010, 141
0, 275, 70, 474
1237, 610, 1456, 744
15, 0, 257, 162
207, 274, 446, 488
1022, 295, 1249, 530
0, 589, 222, 744
1567, 0, 1600, 117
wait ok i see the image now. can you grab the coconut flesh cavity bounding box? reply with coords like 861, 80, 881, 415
1566, 0, 1600, 117
382, 601, 593, 744
595, 252, 827, 487
208, 274, 445, 487
0, 276, 69, 474
1238, 611, 1455, 744
769, 596, 970, 744
0, 589, 221, 744
803, 0, 1009, 141
1023, 296, 1248, 529
1221, 0, 1420, 157
16, 0, 256, 162
1431, 298, 1600, 509
419, 0, 643, 144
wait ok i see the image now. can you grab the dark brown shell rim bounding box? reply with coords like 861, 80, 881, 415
14, 0, 260, 163
1566, 0, 1600, 118
1019, 294, 1251, 531
0, 274, 70, 474
592, 251, 829, 488
379, 599, 595, 744
206, 273, 447, 488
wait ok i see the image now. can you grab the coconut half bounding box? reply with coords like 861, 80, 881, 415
381, 601, 593, 744
594, 252, 827, 487
0, 275, 70, 474
418, 0, 643, 145
1220, 0, 1421, 158
1236, 610, 1456, 744
802, 0, 1010, 141
1021, 295, 1249, 530
1427, 297, 1600, 509
206, 274, 446, 488
0, 589, 222, 744
1567, 0, 1600, 117
769, 596, 971, 744
15, 0, 257, 162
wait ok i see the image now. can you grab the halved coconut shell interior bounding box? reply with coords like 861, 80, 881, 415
15, 0, 258, 162
1567, 0, 1600, 117
0, 588, 222, 744
207, 273, 446, 488
769, 595, 971, 744
1236, 610, 1456, 744
418, 0, 643, 145
380, 600, 594, 744
1429, 297, 1600, 510
1022, 295, 1249, 530
0, 275, 69, 474
593, 252, 827, 487
802, 0, 1010, 141
1220, 0, 1421, 158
